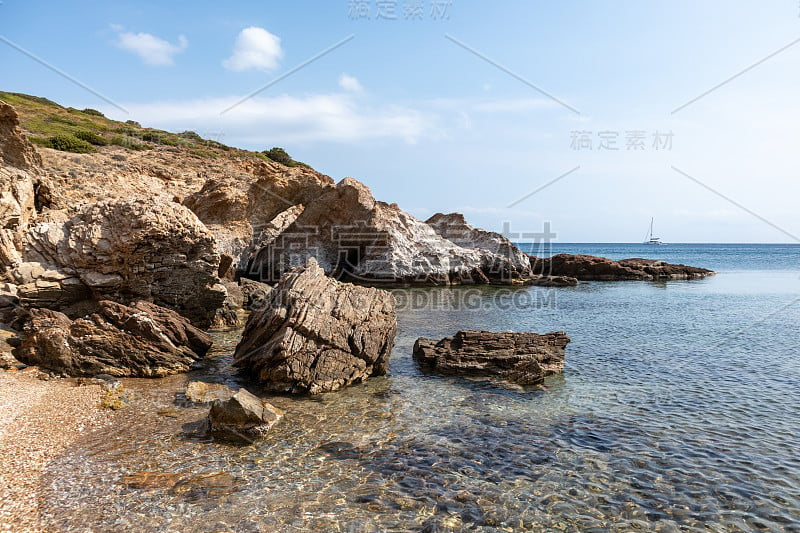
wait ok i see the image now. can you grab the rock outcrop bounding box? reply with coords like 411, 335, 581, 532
0, 101, 40, 273
239, 278, 272, 311
22, 198, 226, 327
0, 100, 41, 171
530, 254, 715, 281
413, 330, 570, 386
426, 213, 532, 280
234, 258, 396, 394
14, 300, 213, 377
208, 388, 284, 440
183, 165, 333, 268
248, 178, 528, 285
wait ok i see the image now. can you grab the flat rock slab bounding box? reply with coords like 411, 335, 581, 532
530, 254, 715, 281
413, 330, 570, 386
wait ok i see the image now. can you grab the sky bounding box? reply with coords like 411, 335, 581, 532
2, 0, 800, 243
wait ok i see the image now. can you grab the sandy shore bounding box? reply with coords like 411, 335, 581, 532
0, 369, 116, 532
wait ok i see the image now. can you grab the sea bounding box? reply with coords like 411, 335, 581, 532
39, 244, 800, 532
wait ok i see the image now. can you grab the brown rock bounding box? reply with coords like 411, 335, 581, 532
208, 388, 283, 440
238, 277, 272, 311
530, 254, 715, 281
185, 381, 234, 404
14, 300, 213, 377
0, 100, 42, 171
413, 330, 570, 386
234, 258, 397, 394
22, 198, 226, 327
184, 165, 333, 269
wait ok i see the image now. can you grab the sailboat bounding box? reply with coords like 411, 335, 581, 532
643, 217, 665, 245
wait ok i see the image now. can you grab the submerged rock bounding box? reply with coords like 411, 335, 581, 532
14, 300, 213, 377
234, 258, 397, 394
185, 381, 234, 404
208, 388, 283, 440
530, 254, 715, 281
413, 330, 570, 385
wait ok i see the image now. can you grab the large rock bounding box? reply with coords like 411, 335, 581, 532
0, 102, 40, 272
10, 261, 90, 310
248, 178, 523, 285
234, 258, 397, 394
426, 212, 532, 280
22, 198, 226, 327
530, 254, 715, 281
0, 100, 42, 171
208, 388, 284, 440
183, 164, 333, 269
413, 330, 570, 386
239, 277, 272, 311
14, 300, 213, 377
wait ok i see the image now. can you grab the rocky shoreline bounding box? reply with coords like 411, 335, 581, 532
0, 92, 720, 518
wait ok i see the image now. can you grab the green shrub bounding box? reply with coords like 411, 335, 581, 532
29, 136, 51, 148
180, 130, 202, 141
190, 148, 218, 159
81, 108, 104, 117
47, 134, 96, 153
262, 147, 296, 166
74, 130, 108, 146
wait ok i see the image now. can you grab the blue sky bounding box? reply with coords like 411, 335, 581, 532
2, 0, 800, 242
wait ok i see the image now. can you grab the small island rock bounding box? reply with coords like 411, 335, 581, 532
413, 330, 570, 385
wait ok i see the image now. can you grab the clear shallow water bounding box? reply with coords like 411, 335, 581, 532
39, 245, 800, 532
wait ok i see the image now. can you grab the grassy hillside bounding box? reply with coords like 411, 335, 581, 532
0, 91, 304, 165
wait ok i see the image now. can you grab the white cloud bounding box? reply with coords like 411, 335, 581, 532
223, 27, 283, 72
114, 28, 188, 66
104, 92, 441, 145
338, 73, 363, 93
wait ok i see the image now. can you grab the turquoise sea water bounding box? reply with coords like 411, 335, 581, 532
40, 244, 800, 532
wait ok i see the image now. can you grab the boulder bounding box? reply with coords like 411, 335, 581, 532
208, 388, 284, 440
22, 198, 226, 327
426, 213, 532, 280
413, 330, 570, 386
530, 254, 715, 281
211, 279, 244, 328
234, 258, 397, 394
14, 300, 213, 377
239, 277, 272, 311
248, 178, 520, 285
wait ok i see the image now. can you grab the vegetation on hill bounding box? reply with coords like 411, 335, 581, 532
0, 91, 310, 167
261, 146, 309, 168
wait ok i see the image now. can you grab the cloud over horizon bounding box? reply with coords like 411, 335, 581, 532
223, 27, 283, 72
